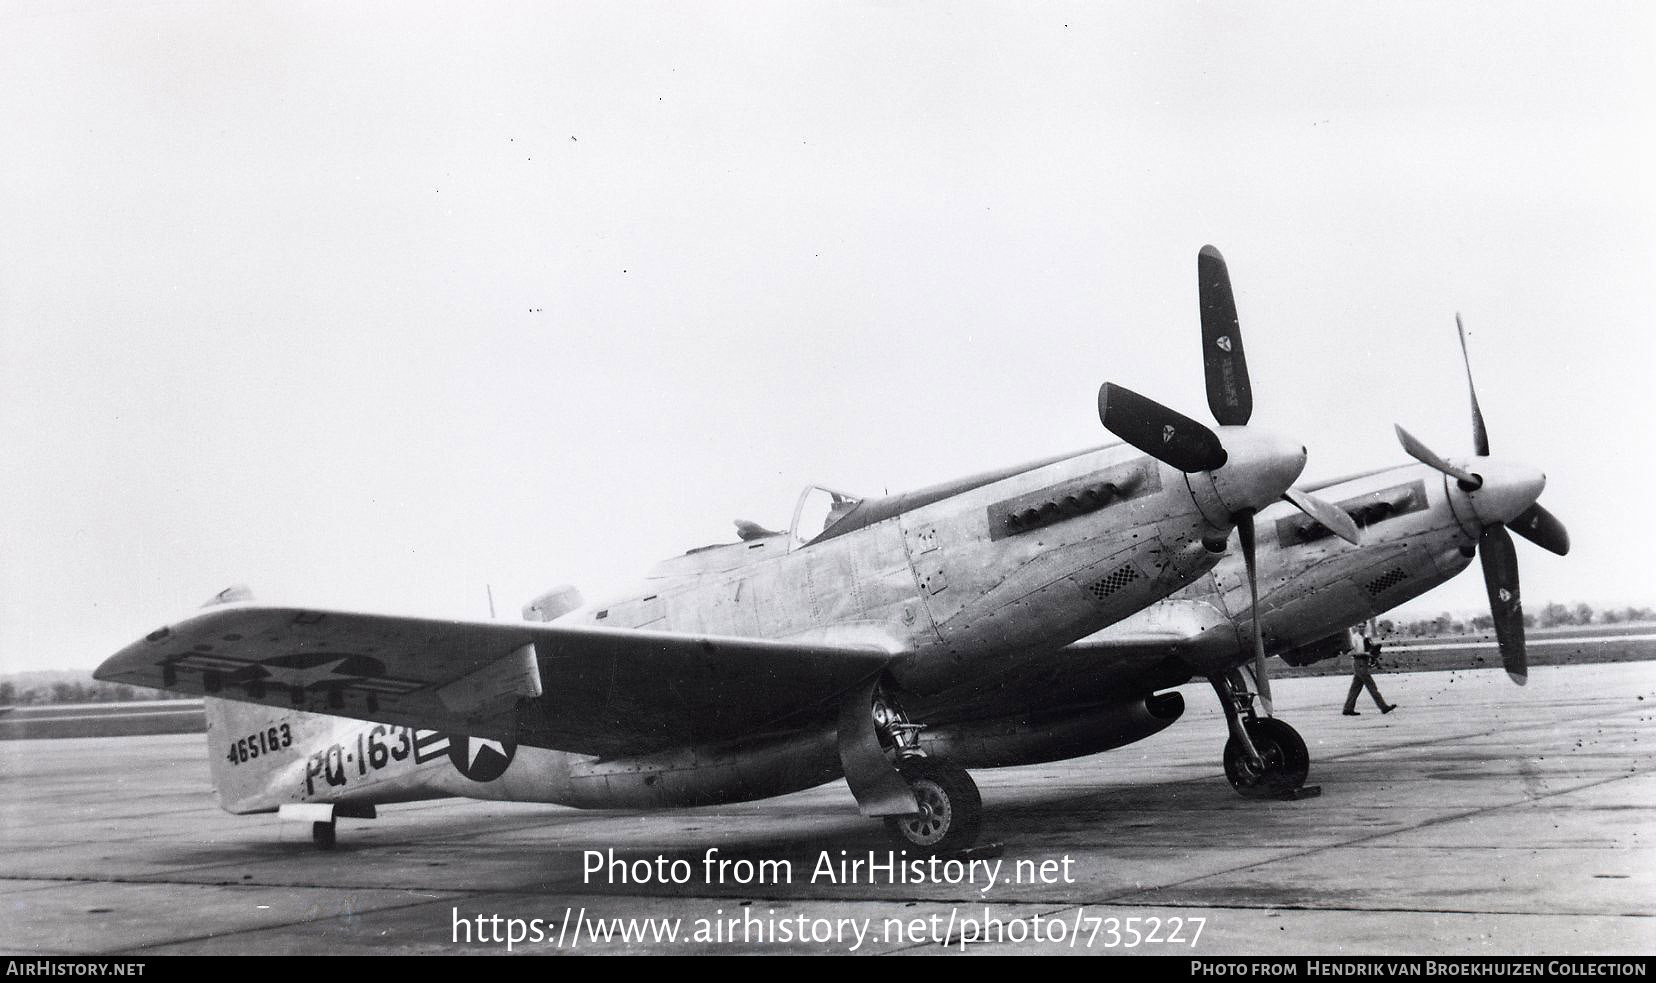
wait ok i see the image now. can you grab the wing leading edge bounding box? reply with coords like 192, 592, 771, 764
94, 604, 899, 757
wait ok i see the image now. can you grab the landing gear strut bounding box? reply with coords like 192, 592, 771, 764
866, 687, 983, 854
1210, 669, 1311, 798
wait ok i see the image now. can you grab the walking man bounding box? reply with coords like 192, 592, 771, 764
1343, 635, 1397, 716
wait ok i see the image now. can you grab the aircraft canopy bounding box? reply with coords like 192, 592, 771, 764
791, 485, 863, 547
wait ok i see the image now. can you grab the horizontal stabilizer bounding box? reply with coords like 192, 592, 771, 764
522, 584, 584, 622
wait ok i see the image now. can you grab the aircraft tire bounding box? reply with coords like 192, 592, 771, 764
312, 820, 336, 850
1223, 718, 1310, 798
883, 758, 982, 854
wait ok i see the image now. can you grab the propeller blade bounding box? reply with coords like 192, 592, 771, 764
1478, 523, 1527, 685
1282, 487, 1363, 546
1508, 502, 1570, 556
1456, 314, 1490, 457
1237, 512, 1273, 715
1198, 245, 1253, 426
1098, 383, 1228, 473
1394, 424, 1483, 489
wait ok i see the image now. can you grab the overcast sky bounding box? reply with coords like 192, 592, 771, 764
2, 2, 1652, 674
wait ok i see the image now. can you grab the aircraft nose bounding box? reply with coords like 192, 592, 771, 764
1466, 460, 1547, 526
1208, 427, 1308, 517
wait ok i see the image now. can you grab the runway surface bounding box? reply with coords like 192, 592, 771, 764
2, 661, 1653, 956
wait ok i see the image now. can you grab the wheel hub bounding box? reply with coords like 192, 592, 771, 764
900, 779, 952, 845
1238, 738, 1284, 782
882, 758, 983, 854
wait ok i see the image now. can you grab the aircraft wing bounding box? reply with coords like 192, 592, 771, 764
94, 604, 897, 757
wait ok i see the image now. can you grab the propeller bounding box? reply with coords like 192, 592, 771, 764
1283, 487, 1362, 546
1097, 384, 1227, 473
1199, 244, 1253, 427
1457, 314, 1490, 457
1508, 502, 1569, 556
1392, 315, 1569, 685
1098, 245, 1363, 714
1395, 424, 1481, 489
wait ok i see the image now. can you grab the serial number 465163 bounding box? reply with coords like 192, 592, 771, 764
225, 724, 292, 765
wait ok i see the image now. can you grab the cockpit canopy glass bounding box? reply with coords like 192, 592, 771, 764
790, 485, 863, 548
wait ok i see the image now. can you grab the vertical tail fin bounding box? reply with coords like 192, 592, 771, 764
195, 584, 318, 813
204, 696, 338, 814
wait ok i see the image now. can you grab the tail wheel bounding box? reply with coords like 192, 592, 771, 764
1223, 717, 1310, 798
883, 758, 982, 854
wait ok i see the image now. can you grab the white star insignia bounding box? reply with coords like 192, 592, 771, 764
461, 737, 507, 770
255, 657, 358, 689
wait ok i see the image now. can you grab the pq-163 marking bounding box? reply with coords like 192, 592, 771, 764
304, 724, 416, 795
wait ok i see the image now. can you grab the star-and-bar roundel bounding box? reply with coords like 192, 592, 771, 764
413, 730, 516, 783
167, 651, 426, 696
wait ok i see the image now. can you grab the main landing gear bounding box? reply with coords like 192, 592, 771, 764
1210, 668, 1313, 799
846, 686, 983, 855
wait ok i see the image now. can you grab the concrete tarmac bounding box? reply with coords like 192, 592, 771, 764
2, 661, 1653, 956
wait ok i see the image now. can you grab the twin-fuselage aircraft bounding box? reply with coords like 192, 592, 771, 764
95, 249, 1564, 854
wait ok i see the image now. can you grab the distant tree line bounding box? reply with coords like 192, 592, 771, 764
1379, 603, 1655, 638
0, 679, 175, 707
